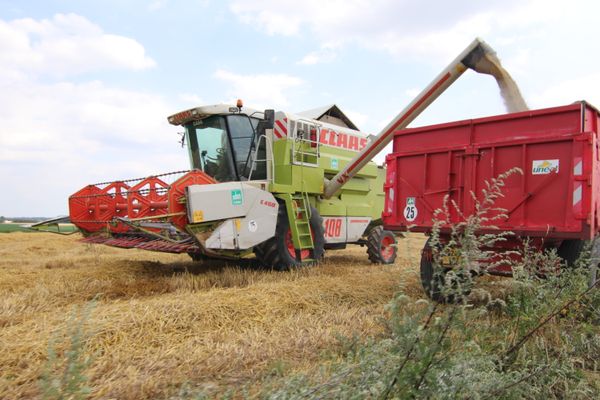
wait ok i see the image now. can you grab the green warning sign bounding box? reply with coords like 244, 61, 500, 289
231, 189, 243, 205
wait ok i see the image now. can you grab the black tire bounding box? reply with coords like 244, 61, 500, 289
367, 226, 397, 264
188, 252, 206, 262
420, 239, 472, 303
254, 204, 325, 271
557, 239, 586, 267
420, 240, 445, 302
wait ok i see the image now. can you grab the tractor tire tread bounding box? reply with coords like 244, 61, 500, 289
367, 225, 397, 264
420, 238, 472, 303
557, 239, 586, 268
254, 204, 324, 271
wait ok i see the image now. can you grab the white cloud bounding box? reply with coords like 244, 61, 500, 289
404, 88, 420, 98
298, 52, 320, 66
178, 93, 205, 106
230, 1, 308, 36
0, 80, 172, 151
149, 0, 210, 12
529, 73, 600, 109
0, 14, 184, 216
0, 13, 166, 158
0, 78, 192, 216
0, 77, 186, 215
230, 0, 600, 136
298, 45, 338, 65
229, 0, 570, 62
148, 0, 168, 11
214, 69, 304, 108
343, 109, 368, 131
0, 13, 155, 78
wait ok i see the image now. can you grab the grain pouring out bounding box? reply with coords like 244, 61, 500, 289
470, 46, 529, 112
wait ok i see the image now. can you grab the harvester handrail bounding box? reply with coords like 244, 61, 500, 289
248, 133, 275, 182
291, 117, 321, 167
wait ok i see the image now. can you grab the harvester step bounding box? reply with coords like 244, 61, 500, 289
285, 193, 314, 251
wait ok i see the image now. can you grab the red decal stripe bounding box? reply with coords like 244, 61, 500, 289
275, 120, 287, 135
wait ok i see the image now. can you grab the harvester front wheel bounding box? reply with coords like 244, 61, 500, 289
367, 226, 397, 264
254, 205, 325, 271
188, 252, 207, 262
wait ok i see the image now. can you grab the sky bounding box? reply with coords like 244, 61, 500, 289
1, 0, 600, 217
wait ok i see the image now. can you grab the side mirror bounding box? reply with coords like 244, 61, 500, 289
255, 109, 275, 137
263, 109, 275, 129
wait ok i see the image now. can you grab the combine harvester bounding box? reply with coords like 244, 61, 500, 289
68, 38, 517, 271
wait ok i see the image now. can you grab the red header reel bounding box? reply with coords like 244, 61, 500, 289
68, 170, 215, 234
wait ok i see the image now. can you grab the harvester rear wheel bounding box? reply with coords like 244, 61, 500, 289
254, 204, 324, 271
367, 226, 397, 264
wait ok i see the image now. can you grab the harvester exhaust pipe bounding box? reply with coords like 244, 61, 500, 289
323, 38, 526, 199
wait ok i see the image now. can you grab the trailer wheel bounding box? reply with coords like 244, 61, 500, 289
367, 226, 397, 264
420, 239, 472, 303
254, 204, 325, 271
557, 239, 586, 268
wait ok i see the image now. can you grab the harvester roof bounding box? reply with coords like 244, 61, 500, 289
297, 104, 360, 131
167, 103, 362, 132
167, 104, 261, 126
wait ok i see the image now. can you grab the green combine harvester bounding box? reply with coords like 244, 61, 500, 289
67, 38, 501, 270
69, 101, 395, 269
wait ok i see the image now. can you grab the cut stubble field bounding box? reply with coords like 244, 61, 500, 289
0, 232, 431, 399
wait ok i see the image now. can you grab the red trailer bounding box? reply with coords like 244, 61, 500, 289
383, 102, 600, 298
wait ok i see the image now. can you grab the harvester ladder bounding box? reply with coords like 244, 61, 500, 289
282, 192, 314, 260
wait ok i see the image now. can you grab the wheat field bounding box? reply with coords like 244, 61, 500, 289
0, 232, 429, 399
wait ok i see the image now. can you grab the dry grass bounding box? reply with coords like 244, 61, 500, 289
0, 232, 428, 399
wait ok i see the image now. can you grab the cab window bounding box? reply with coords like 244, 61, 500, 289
186, 116, 236, 182
227, 115, 266, 180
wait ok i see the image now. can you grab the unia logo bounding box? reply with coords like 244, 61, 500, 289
532, 159, 559, 175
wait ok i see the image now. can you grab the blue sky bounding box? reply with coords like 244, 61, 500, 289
1, 0, 600, 216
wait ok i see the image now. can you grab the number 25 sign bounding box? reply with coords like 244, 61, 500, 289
403, 197, 418, 222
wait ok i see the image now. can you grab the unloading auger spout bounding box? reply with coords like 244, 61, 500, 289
323, 38, 525, 199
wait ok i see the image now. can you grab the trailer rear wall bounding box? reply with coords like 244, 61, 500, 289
383, 102, 600, 241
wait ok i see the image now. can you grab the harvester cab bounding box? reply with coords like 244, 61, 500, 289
68, 37, 509, 271
168, 102, 271, 183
